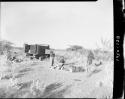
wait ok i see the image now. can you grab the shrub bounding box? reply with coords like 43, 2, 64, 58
0, 40, 14, 55
96, 37, 113, 52
95, 37, 113, 61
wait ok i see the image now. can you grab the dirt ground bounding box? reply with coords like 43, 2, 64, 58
0, 56, 113, 98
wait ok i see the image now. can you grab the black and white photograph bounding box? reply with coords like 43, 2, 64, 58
0, 1, 115, 98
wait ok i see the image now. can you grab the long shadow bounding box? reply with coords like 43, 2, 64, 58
87, 69, 102, 77
42, 82, 63, 95
42, 85, 72, 98
14, 73, 26, 79
39, 82, 72, 98
18, 68, 33, 73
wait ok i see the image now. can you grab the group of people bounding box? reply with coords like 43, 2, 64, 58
50, 51, 65, 70
50, 50, 102, 72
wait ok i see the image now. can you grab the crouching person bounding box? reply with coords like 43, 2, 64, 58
57, 56, 65, 70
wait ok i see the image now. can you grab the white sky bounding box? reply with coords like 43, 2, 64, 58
1, 1, 113, 49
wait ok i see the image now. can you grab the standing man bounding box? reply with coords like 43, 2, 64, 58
87, 50, 95, 65
86, 50, 95, 73
50, 50, 55, 66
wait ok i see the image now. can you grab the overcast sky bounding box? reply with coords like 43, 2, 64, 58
1, 0, 113, 49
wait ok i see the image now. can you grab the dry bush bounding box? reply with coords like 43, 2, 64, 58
54, 48, 88, 71
55, 43, 113, 73
66, 45, 88, 56
0, 40, 14, 55
93, 49, 113, 62
54, 50, 88, 73
0, 40, 25, 64
100, 37, 113, 52
96, 37, 113, 52
94, 37, 113, 62
0, 53, 25, 80
55, 51, 86, 66
0, 55, 13, 77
